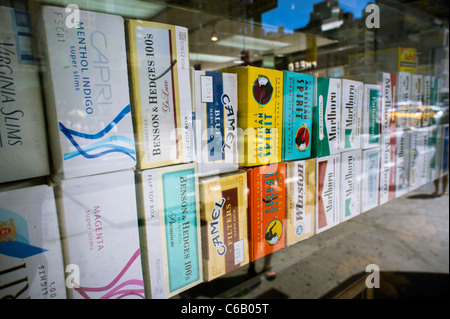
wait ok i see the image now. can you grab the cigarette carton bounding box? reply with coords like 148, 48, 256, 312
341, 79, 363, 150
285, 158, 315, 246
282, 71, 313, 161
0, 6, 50, 183
361, 148, 381, 212
312, 78, 341, 157
428, 125, 444, 182
340, 150, 361, 221
396, 72, 411, 131
379, 133, 396, 205
422, 76, 432, 127
199, 171, 248, 281
126, 20, 193, 169
225, 66, 283, 166
394, 130, 411, 197
245, 163, 286, 261
36, 6, 136, 179
135, 163, 202, 298
361, 84, 381, 149
54, 170, 144, 299
408, 129, 421, 191
418, 127, 430, 187
315, 154, 340, 233
191, 70, 238, 177
410, 74, 423, 128
380, 73, 397, 134
0, 185, 65, 299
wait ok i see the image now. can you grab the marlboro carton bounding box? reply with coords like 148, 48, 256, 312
361, 84, 381, 149
312, 78, 341, 157
245, 163, 286, 261
226, 66, 283, 166
396, 72, 411, 131
126, 20, 193, 170
36, 6, 136, 179
282, 71, 313, 161
135, 163, 202, 299
410, 74, 423, 128
54, 170, 144, 299
341, 79, 363, 150
422, 76, 432, 127
315, 154, 340, 233
394, 130, 411, 197
408, 129, 421, 191
380, 73, 397, 134
379, 133, 396, 205
199, 171, 249, 281
340, 150, 361, 221
361, 148, 381, 212
191, 70, 238, 177
0, 6, 50, 183
0, 185, 66, 299
285, 159, 316, 246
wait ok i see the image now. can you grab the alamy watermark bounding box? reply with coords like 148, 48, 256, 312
365, 264, 380, 288
365, 4, 380, 29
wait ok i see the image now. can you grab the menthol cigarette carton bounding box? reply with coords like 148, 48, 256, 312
340, 150, 361, 221
379, 133, 396, 205
199, 171, 248, 281
380, 73, 396, 134
316, 154, 340, 233
54, 170, 144, 299
410, 74, 423, 128
0, 185, 66, 299
285, 158, 315, 246
341, 79, 363, 150
36, 6, 136, 179
0, 6, 50, 183
126, 20, 193, 170
361, 84, 381, 149
396, 72, 411, 131
192, 70, 238, 177
394, 130, 410, 197
312, 78, 341, 157
361, 148, 380, 212
282, 71, 313, 161
135, 163, 202, 298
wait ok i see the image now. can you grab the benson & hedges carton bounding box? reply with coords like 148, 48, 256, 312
340, 150, 361, 221
312, 78, 341, 157
135, 163, 202, 298
0, 185, 66, 299
361, 148, 381, 212
379, 133, 396, 205
245, 163, 286, 261
36, 6, 136, 179
361, 84, 381, 149
394, 130, 411, 197
341, 79, 363, 150
396, 72, 411, 131
226, 66, 283, 166
54, 170, 144, 299
0, 6, 50, 183
316, 154, 340, 233
282, 71, 313, 161
126, 20, 193, 169
191, 70, 238, 177
199, 171, 248, 281
285, 159, 315, 246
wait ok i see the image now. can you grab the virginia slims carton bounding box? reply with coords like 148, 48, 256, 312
0, 6, 50, 183
0, 185, 66, 299
135, 163, 202, 298
54, 169, 144, 299
199, 171, 249, 281
341, 79, 363, 150
315, 154, 340, 234
191, 70, 238, 177
126, 20, 193, 169
282, 71, 313, 161
36, 6, 136, 179
312, 78, 341, 157
285, 159, 315, 246
340, 150, 361, 222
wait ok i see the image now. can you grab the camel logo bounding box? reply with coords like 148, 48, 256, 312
253, 75, 273, 105
265, 219, 283, 246
0, 219, 16, 244
295, 126, 310, 152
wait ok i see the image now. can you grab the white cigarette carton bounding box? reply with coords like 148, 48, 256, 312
410, 74, 423, 128
315, 154, 340, 234
192, 71, 238, 177
418, 127, 429, 187
0, 6, 50, 183
422, 75, 432, 127
394, 130, 411, 197
408, 129, 421, 191
340, 150, 361, 221
396, 72, 411, 131
379, 133, 396, 205
36, 6, 136, 179
54, 170, 144, 299
0, 185, 66, 299
135, 163, 202, 299
361, 84, 381, 149
341, 79, 363, 150
361, 148, 381, 212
